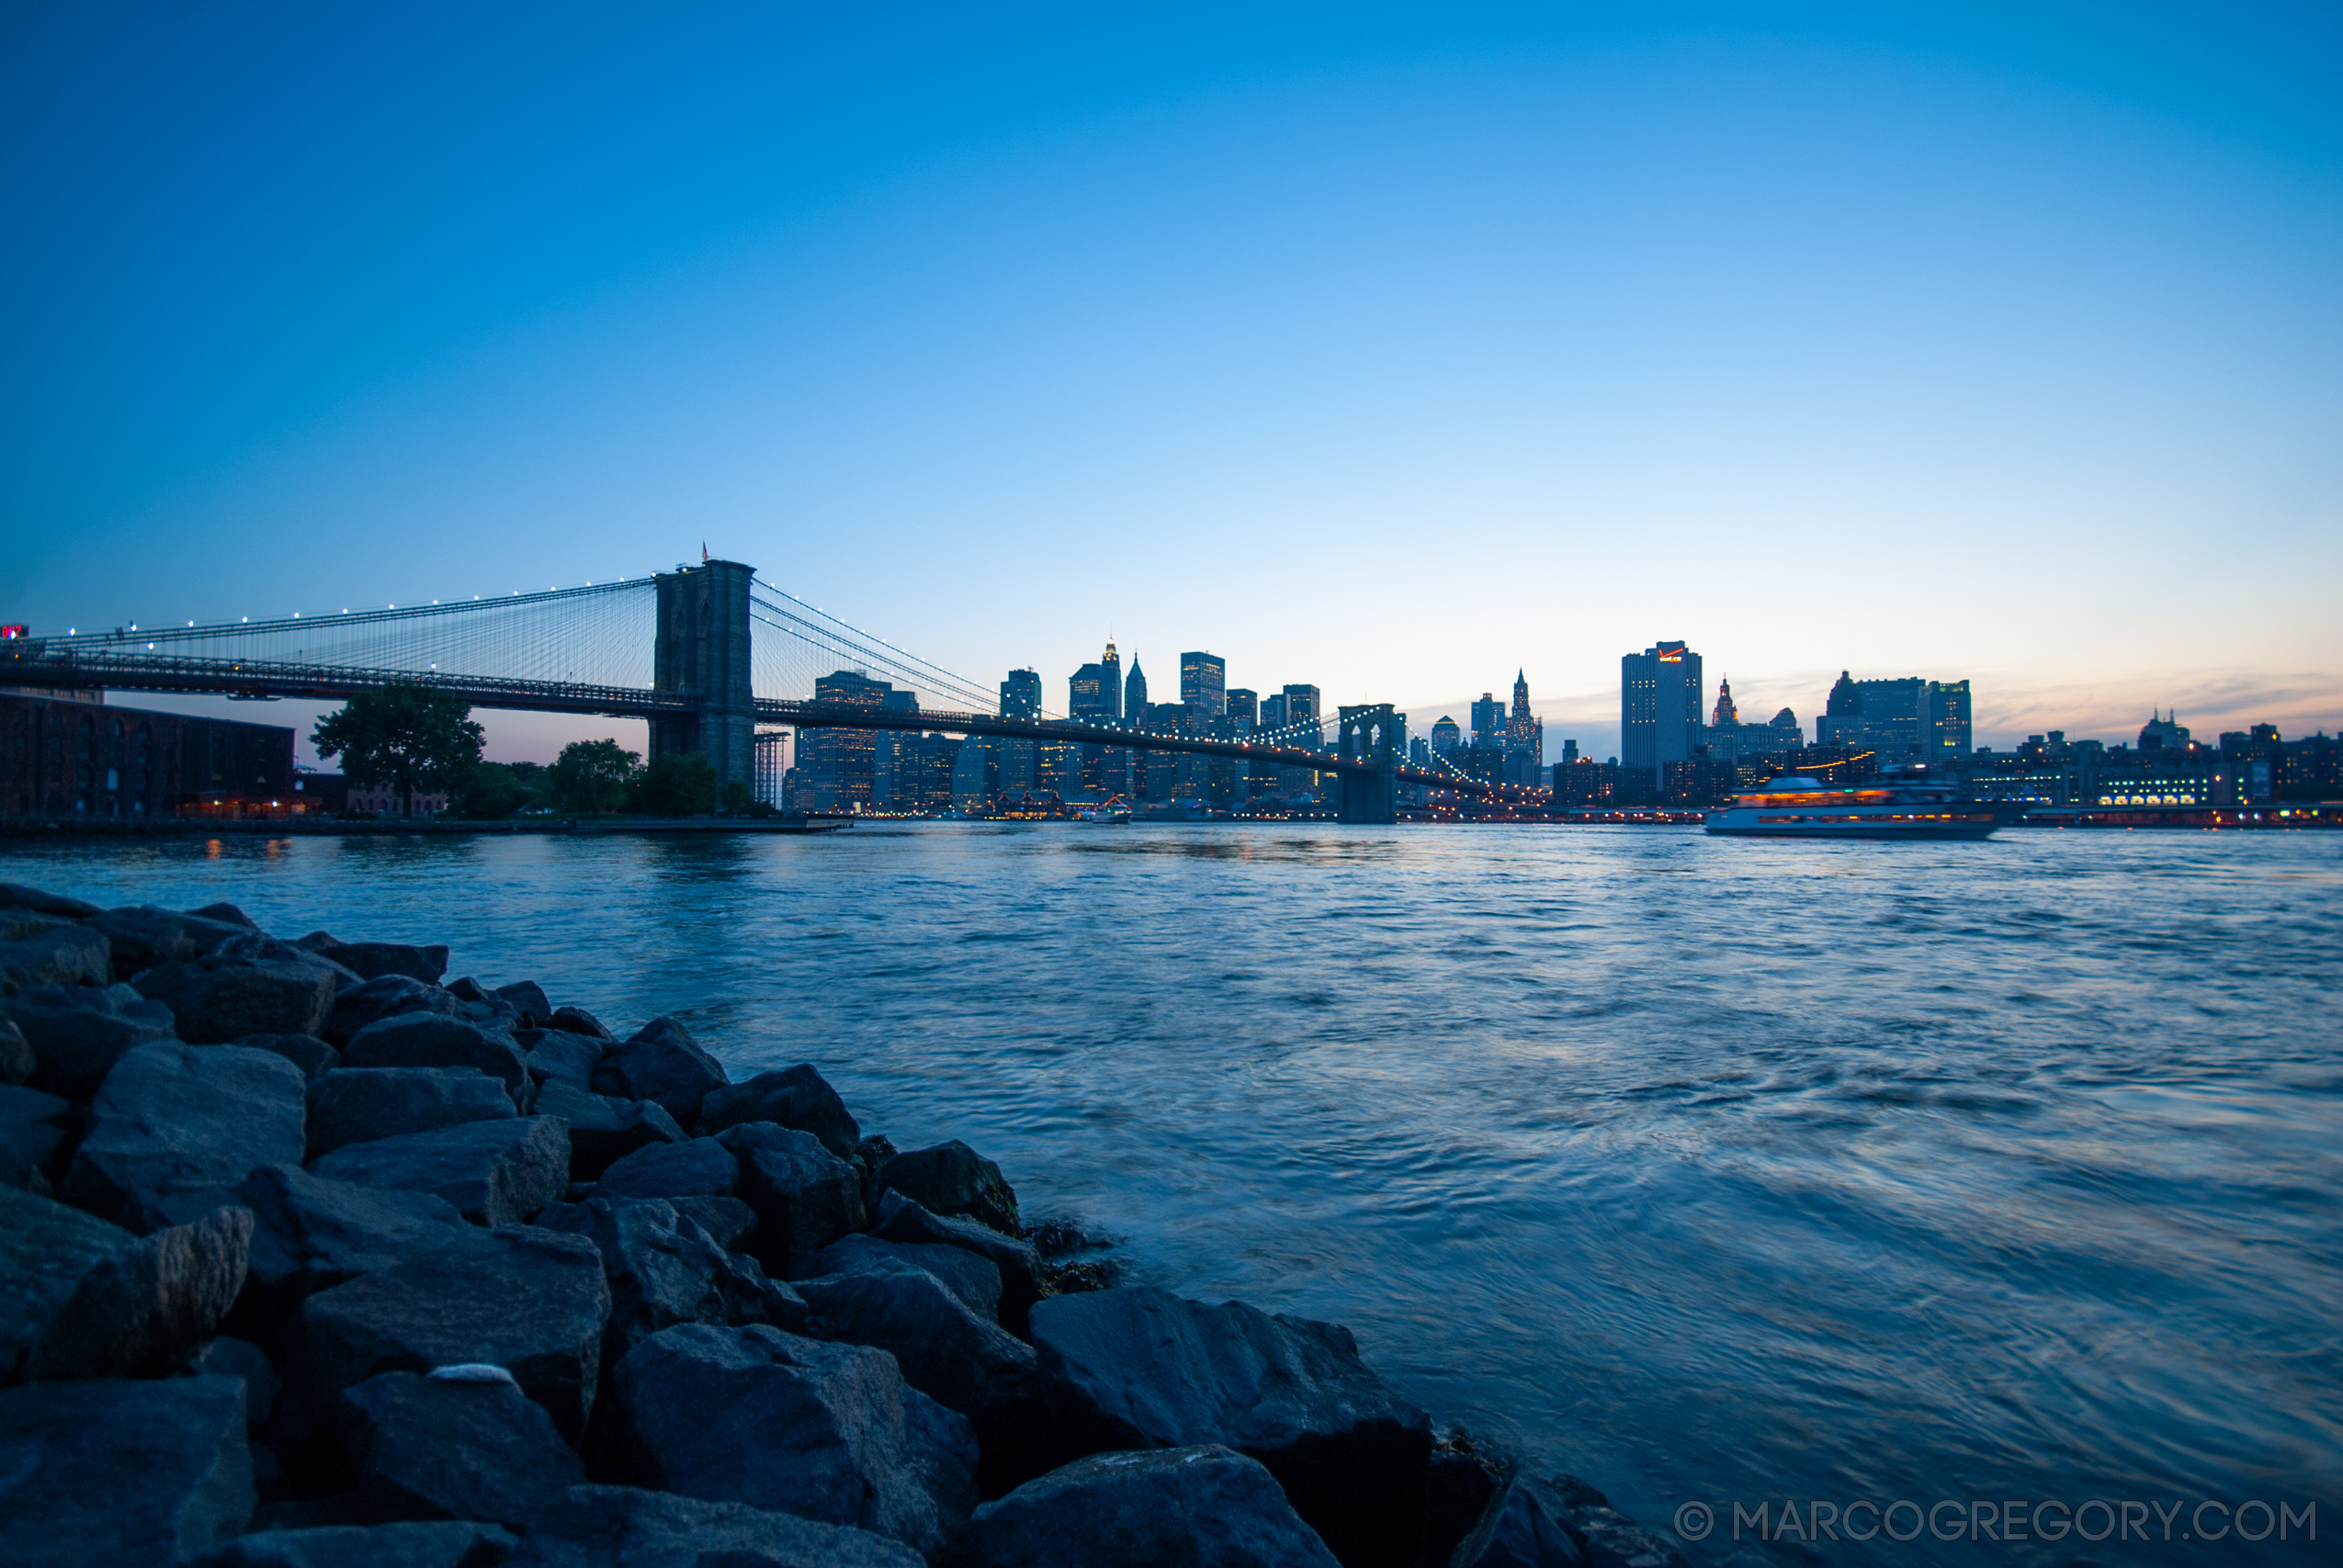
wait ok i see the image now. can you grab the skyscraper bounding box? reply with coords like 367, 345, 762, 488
1431, 716, 1461, 754
1470, 694, 1503, 749
995, 669, 1042, 796
1505, 670, 1544, 783
1225, 688, 1258, 729
1180, 652, 1227, 722
801, 670, 892, 810
1621, 640, 1703, 786
1125, 657, 1149, 726
1712, 677, 1738, 728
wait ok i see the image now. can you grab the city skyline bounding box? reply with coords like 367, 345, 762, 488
6, 7, 2337, 763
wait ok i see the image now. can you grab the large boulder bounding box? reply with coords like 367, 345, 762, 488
322, 976, 461, 1048
533, 1197, 805, 1367
307, 1068, 515, 1160
0, 1083, 78, 1194
85, 906, 210, 976
594, 1135, 738, 1201
971, 1445, 1341, 1568
809, 1234, 1002, 1324
310, 1117, 569, 1228
492, 981, 552, 1023
287, 1225, 610, 1450
231, 1164, 468, 1334
519, 1031, 604, 1093
545, 1006, 612, 1040
697, 1065, 859, 1159
0, 1015, 30, 1086
237, 1033, 340, 1086
597, 1324, 977, 1560
531, 1080, 682, 1179
342, 1014, 528, 1098
715, 1122, 862, 1274
1030, 1287, 1432, 1568
0, 1185, 135, 1381
0, 882, 101, 918
25, 1204, 254, 1380
320, 942, 450, 986
336, 1371, 586, 1531
190, 1521, 519, 1567
134, 956, 337, 1043
877, 1141, 1020, 1236
0, 1375, 254, 1564
1, 983, 176, 1100
1447, 1472, 1590, 1568
875, 1194, 1043, 1337
592, 1017, 727, 1129
60, 1043, 306, 1230
0, 922, 111, 989
793, 1258, 1045, 1493
506, 1484, 922, 1568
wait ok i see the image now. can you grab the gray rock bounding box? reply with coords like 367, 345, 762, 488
0, 1082, 77, 1194
213, 934, 363, 989
308, 1068, 516, 1159
288, 1226, 609, 1449
533, 1080, 683, 1179
716, 1122, 862, 1274
507, 1484, 922, 1568
323, 975, 462, 1047
310, 1117, 570, 1228
61, 1043, 306, 1230
0, 882, 101, 918
545, 1006, 612, 1040
1542, 1478, 1682, 1568
26, 1204, 253, 1380
877, 1141, 1021, 1236
669, 1195, 756, 1251
238, 1033, 340, 1085
696, 1065, 859, 1160
337, 1371, 585, 1531
232, 1163, 468, 1333
1448, 1472, 1590, 1568
1030, 1287, 1432, 1568
134, 956, 337, 1043
0, 1375, 254, 1564
874, 1194, 1043, 1338
86, 905, 206, 976
0, 1016, 30, 1086
0, 922, 111, 988
520, 1031, 605, 1093
594, 1135, 739, 1201
322, 942, 451, 985
592, 1017, 727, 1129
809, 1234, 1002, 1324
972, 1445, 1341, 1568
1417, 1433, 1507, 1568
191, 1337, 280, 1429
0, 1184, 134, 1381
191, 1520, 518, 1568
1, 983, 175, 1100
493, 981, 552, 1024
531, 1197, 806, 1367
344, 1014, 529, 1097
597, 1324, 976, 1561
185, 902, 261, 931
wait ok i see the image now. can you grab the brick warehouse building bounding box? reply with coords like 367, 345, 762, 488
0, 691, 319, 822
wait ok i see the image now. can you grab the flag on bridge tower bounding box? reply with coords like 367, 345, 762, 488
701, 542, 708, 562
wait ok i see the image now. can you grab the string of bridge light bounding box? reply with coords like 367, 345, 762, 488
51, 575, 653, 645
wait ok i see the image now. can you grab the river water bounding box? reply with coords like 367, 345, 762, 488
10, 825, 2339, 1562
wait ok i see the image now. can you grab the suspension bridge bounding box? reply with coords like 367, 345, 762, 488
3, 558, 1526, 823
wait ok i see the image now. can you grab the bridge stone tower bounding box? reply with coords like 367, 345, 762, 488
1336, 704, 1398, 825
651, 558, 756, 788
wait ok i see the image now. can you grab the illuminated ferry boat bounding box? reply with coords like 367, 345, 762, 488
1704, 775, 2000, 840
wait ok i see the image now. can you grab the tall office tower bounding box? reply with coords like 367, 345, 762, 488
1282, 684, 1321, 745
1505, 670, 1543, 782
1817, 671, 1863, 749
802, 670, 893, 809
1000, 669, 1042, 719
1259, 692, 1288, 734
1225, 688, 1258, 729
1125, 658, 1149, 725
1927, 680, 1973, 760
1278, 683, 1324, 798
995, 669, 1042, 796
1432, 716, 1461, 754
1068, 662, 1114, 720
1621, 640, 1703, 785
1470, 693, 1503, 749
1562, 739, 1579, 764
1181, 652, 1227, 721
870, 687, 918, 808
1102, 641, 1121, 720
1712, 677, 1738, 728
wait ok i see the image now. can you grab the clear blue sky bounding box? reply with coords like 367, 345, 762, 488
6, 3, 2337, 761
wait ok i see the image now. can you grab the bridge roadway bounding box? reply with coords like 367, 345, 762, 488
1, 644, 1511, 797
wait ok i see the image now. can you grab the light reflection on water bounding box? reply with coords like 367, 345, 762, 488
10, 824, 2341, 1563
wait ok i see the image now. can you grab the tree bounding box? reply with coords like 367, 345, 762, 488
635, 751, 720, 817
450, 761, 534, 819
549, 739, 640, 816
311, 682, 485, 818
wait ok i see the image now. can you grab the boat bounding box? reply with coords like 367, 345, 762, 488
1704, 775, 2000, 840
1076, 795, 1131, 825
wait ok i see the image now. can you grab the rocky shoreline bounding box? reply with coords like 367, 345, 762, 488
0, 879, 1685, 1568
